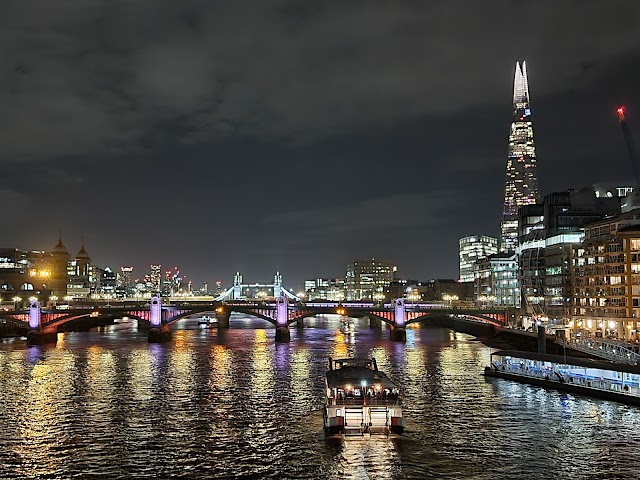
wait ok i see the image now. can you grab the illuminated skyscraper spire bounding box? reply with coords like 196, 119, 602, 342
500, 61, 539, 252
513, 61, 530, 103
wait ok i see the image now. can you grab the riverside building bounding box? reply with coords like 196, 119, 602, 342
459, 235, 498, 283
571, 209, 640, 341
519, 188, 623, 328
345, 259, 396, 301
475, 253, 520, 308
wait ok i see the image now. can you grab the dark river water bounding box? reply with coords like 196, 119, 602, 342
0, 314, 638, 479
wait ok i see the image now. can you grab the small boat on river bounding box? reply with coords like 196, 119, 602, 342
323, 357, 404, 436
197, 315, 217, 326
340, 319, 355, 335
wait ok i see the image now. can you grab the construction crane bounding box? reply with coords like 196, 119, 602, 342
617, 106, 640, 189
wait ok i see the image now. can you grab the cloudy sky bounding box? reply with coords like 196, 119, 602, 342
1, 1, 640, 289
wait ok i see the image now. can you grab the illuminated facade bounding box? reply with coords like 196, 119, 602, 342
518, 189, 623, 326
459, 235, 498, 283
571, 209, 640, 341
475, 253, 520, 308
116, 266, 134, 298
149, 265, 162, 293
67, 243, 92, 299
0, 249, 51, 305
500, 61, 539, 253
48, 236, 70, 298
304, 278, 345, 301
345, 259, 396, 301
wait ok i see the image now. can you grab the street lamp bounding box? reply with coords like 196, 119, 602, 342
13, 296, 22, 310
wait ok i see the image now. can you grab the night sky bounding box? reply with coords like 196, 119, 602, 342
2, 2, 640, 289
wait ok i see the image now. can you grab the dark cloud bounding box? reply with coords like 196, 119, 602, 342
1, 1, 640, 287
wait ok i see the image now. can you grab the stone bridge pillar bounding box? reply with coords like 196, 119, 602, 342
275, 296, 290, 342
390, 298, 407, 342
26, 301, 57, 345
148, 296, 172, 343
215, 306, 231, 329
29, 300, 41, 329
366, 315, 382, 329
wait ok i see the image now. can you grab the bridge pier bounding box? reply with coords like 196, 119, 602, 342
296, 319, 304, 329
26, 300, 57, 345
390, 298, 406, 342
390, 327, 406, 342
27, 330, 58, 345
367, 316, 382, 329
216, 309, 231, 329
275, 326, 290, 342
275, 296, 290, 342
148, 326, 172, 343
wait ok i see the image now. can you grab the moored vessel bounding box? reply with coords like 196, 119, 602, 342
197, 315, 217, 326
485, 350, 640, 406
323, 357, 403, 436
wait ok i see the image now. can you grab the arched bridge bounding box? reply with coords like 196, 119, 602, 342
1, 297, 507, 344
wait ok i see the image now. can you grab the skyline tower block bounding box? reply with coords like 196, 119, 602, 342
500, 61, 540, 252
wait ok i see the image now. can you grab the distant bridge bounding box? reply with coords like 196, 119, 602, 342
0, 297, 507, 344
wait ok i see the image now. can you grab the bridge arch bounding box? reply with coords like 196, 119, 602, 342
215, 307, 277, 327
284, 309, 395, 327
0, 313, 29, 328
163, 308, 228, 326
405, 312, 500, 337
43, 312, 118, 331
405, 312, 503, 328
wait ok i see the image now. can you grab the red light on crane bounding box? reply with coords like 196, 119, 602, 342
617, 106, 626, 121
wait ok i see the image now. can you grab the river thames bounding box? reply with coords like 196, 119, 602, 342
0, 315, 638, 479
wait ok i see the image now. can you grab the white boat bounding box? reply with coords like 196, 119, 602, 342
323, 357, 404, 436
197, 315, 217, 326
485, 350, 640, 406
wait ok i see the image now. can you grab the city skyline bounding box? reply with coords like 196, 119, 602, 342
2, 3, 640, 287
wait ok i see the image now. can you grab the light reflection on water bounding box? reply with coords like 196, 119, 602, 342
0, 314, 639, 479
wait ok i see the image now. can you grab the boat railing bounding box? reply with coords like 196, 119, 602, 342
494, 362, 640, 397
328, 397, 401, 407
557, 337, 640, 365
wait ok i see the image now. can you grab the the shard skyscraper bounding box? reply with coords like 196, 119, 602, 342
500, 61, 540, 252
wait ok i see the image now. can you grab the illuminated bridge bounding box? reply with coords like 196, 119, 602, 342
0, 297, 507, 345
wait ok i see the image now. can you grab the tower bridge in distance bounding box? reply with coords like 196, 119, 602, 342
1, 296, 507, 345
